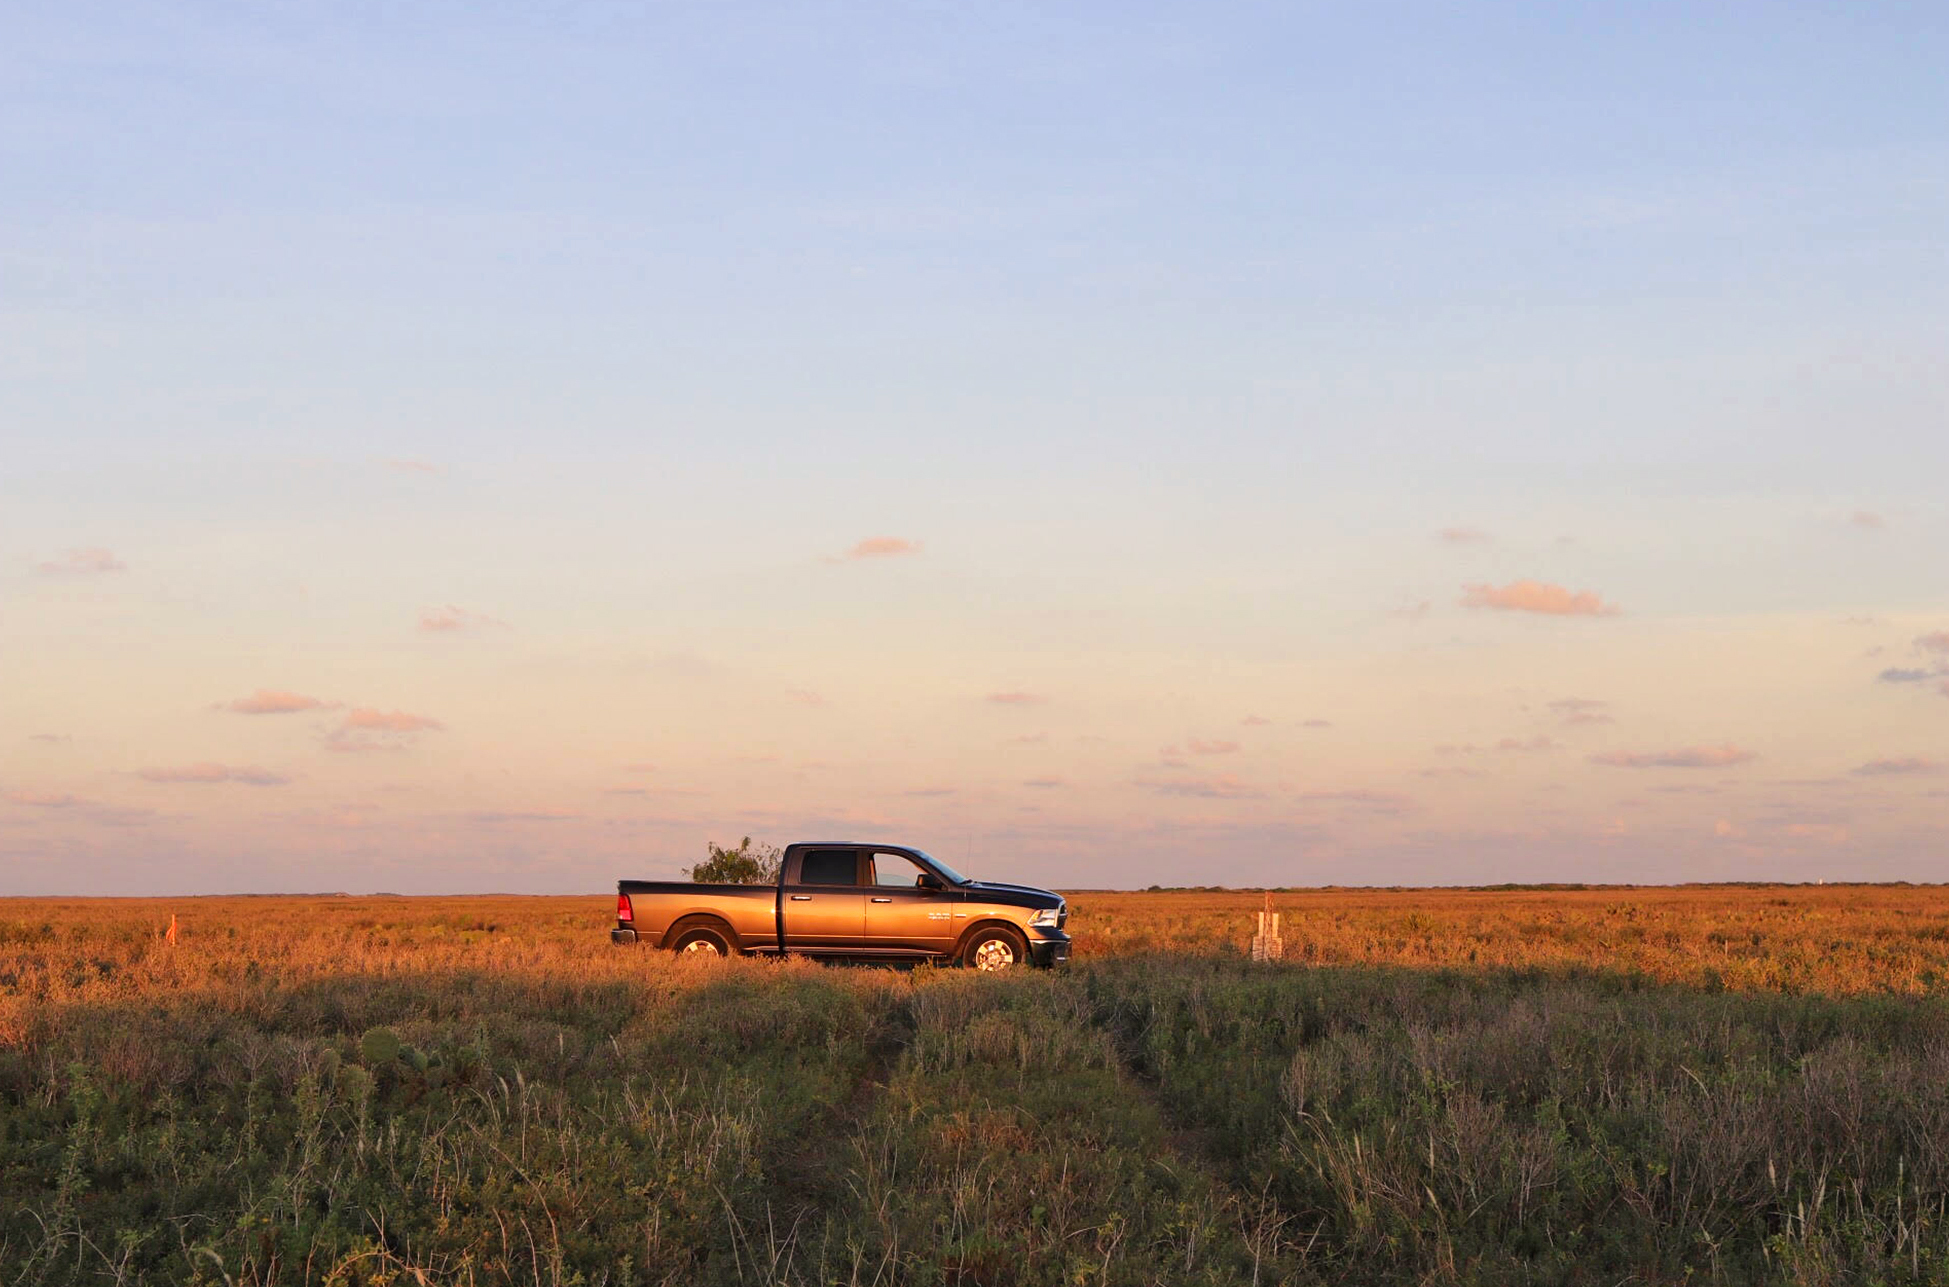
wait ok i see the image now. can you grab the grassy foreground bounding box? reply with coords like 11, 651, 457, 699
3, 888, 1948, 1285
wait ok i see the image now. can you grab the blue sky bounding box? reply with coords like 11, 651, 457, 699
4, 2, 1946, 892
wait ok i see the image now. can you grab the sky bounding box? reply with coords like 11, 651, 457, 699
4, 1, 1947, 894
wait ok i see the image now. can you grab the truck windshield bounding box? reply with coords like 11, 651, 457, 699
913, 851, 971, 885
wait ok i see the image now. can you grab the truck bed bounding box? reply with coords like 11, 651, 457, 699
617, 880, 779, 951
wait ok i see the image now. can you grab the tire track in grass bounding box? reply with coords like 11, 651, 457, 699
801, 967, 1305, 1287
728, 966, 919, 1284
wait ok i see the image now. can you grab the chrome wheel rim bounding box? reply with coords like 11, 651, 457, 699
681, 937, 723, 955
972, 938, 1017, 971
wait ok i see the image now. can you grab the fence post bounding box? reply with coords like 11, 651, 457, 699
1250, 892, 1283, 962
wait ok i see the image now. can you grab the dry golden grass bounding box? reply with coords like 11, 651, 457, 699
1066, 884, 1949, 994
5, 885, 1949, 1284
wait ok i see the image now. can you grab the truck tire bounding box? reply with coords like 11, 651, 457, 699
961, 925, 1029, 972
667, 919, 736, 958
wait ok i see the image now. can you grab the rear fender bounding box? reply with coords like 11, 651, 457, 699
660, 913, 741, 952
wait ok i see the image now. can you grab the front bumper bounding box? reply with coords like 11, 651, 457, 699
611, 927, 639, 945
1028, 928, 1071, 967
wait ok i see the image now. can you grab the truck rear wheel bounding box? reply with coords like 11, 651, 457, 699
667, 920, 736, 957
962, 925, 1028, 972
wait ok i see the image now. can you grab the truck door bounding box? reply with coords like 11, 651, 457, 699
781, 847, 867, 951
862, 850, 957, 954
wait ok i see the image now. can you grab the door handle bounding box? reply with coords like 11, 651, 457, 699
789, 894, 812, 901
871, 897, 892, 903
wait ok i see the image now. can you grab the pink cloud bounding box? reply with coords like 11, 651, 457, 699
1187, 738, 1240, 755
987, 691, 1046, 706
1240, 715, 1272, 727
845, 537, 922, 559
1137, 774, 1264, 799
1849, 510, 1885, 530
342, 708, 444, 733
419, 605, 504, 632
1853, 757, 1941, 777
1302, 718, 1334, 729
1438, 526, 1492, 545
5, 791, 81, 807
786, 689, 827, 707
1917, 632, 1949, 655
1294, 789, 1413, 813
38, 547, 126, 576
326, 708, 445, 753
1460, 580, 1619, 617
226, 689, 334, 715
137, 763, 289, 785
1590, 744, 1757, 769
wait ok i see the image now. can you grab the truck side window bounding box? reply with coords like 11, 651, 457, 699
871, 852, 930, 887
797, 849, 859, 886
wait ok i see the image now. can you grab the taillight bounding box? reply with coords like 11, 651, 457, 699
616, 892, 634, 923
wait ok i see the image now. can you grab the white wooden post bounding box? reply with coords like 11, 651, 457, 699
1251, 893, 1283, 962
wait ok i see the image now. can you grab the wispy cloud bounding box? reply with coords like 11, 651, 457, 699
1918, 632, 1949, 656
326, 708, 444, 753
467, 809, 578, 823
844, 537, 922, 559
1187, 738, 1240, 755
38, 547, 125, 576
1461, 580, 1619, 616
419, 605, 505, 633
1496, 736, 1560, 753
1549, 697, 1611, 724
29, 733, 70, 744
1294, 789, 1413, 814
1137, 774, 1264, 799
1438, 526, 1492, 545
1879, 668, 1937, 684
1022, 777, 1067, 789
987, 691, 1045, 706
1853, 757, 1941, 777
1591, 745, 1757, 769
1241, 715, 1272, 727
5, 790, 81, 807
1302, 718, 1334, 729
903, 787, 958, 797
225, 689, 335, 715
137, 763, 290, 785
786, 689, 827, 707
342, 708, 443, 733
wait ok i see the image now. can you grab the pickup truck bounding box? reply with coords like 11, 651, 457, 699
610, 841, 1071, 969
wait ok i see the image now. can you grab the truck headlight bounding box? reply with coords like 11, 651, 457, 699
1029, 907, 1062, 929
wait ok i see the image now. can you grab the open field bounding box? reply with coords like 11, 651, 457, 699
4, 887, 1949, 1285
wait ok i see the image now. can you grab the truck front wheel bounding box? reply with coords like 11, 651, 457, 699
961, 925, 1029, 972
667, 920, 736, 957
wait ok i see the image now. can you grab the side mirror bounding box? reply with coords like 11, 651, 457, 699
917, 873, 944, 890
